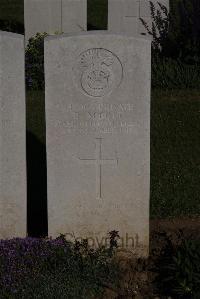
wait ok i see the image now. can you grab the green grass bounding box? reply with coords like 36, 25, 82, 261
27, 89, 200, 218
151, 89, 200, 218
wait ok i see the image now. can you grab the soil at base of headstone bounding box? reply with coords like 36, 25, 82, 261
100, 217, 200, 299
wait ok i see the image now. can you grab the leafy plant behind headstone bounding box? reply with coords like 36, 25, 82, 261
155, 231, 200, 298
25, 33, 47, 90
141, 0, 200, 64
141, 0, 200, 89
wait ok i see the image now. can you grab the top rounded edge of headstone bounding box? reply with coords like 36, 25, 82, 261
0, 30, 24, 40
44, 30, 152, 44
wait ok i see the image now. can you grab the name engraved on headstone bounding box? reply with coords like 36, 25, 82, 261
55, 102, 135, 134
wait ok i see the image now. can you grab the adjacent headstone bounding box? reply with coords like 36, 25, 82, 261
108, 0, 140, 35
45, 32, 151, 257
139, 0, 169, 35
24, 0, 87, 43
62, 0, 87, 33
0, 31, 26, 239
108, 0, 169, 35
24, 0, 61, 42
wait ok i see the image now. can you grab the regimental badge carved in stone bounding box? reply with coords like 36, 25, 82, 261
73, 48, 123, 98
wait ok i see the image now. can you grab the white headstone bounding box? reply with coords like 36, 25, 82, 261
0, 31, 26, 239
62, 0, 87, 33
24, 0, 87, 43
24, 0, 61, 42
108, 0, 169, 36
45, 32, 151, 257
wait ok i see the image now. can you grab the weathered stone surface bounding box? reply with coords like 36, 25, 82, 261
62, 0, 87, 33
24, 0, 61, 42
108, 0, 169, 36
45, 32, 151, 256
108, 0, 139, 35
24, 0, 87, 42
0, 31, 26, 239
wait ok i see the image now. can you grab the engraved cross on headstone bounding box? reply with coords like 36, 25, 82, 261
79, 138, 118, 199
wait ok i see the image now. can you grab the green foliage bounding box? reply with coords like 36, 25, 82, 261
25, 32, 48, 90
140, 1, 170, 54
152, 56, 200, 89
151, 89, 200, 218
141, 0, 200, 63
155, 231, 200, 298
141, 1, 200, 89
0, 233, 120, 299
26, 32, 65, 90
169, 0, 200, 64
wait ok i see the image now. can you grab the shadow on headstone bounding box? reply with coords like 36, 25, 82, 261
27, 131, 48, 237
